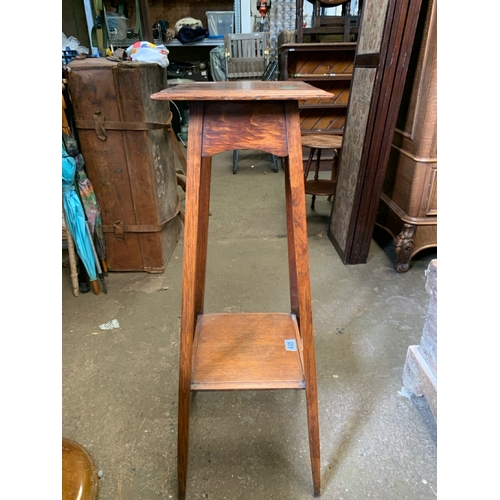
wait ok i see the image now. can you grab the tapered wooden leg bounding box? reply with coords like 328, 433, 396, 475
178, 102, 205, 500
285, 102, 321, 496
194, 157, 212, 318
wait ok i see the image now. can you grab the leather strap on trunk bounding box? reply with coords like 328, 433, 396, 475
75, 110, 173, 141
102, 195, 182, 241
103, 215, 178, 241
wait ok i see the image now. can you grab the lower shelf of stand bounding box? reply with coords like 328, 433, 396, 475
191, 313, 305, 391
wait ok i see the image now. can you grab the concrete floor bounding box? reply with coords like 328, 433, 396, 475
62, 149, 437, 500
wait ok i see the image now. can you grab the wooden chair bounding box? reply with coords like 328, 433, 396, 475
224, 32, 270, 80
296, 0, 359, 43
302, 134, 343, 209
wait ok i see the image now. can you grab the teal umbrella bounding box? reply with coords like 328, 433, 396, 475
63, 134, 107, 267
62, 143, 99, 293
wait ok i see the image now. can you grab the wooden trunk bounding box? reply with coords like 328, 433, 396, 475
375, 0, 437, 272
67, 59, 183, 273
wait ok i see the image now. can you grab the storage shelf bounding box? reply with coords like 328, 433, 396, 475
280, 42, 357, 52
191, 313, 305, 391
301, 129, 344, 135
300, 104, 347, 109
279, 41, 355, 136
302, 27, 360, 36
166, 38, 224, 47
290, 74, 352, 81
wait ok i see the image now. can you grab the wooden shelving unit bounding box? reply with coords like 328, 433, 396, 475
279, 42, 356, 135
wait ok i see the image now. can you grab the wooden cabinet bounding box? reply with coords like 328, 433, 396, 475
278, 42, 356, 135
375, 0, 436, 272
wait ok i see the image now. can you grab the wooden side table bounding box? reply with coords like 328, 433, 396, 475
151, 81, 335, 499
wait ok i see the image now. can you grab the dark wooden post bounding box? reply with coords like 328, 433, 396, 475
137, 0, 154, 42
328, 0, 423, 264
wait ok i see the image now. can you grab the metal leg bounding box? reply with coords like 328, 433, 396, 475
233, 150, 239, 174
271, 154, 279, 173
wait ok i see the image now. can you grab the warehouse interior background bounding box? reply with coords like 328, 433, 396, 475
1, 2, 499, 499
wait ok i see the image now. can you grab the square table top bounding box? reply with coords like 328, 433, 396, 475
150, 80, 335, 102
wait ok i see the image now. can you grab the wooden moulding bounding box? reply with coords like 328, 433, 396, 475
191, 313, 305, 391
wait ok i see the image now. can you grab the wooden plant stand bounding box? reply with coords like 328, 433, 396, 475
151, 81, 335, 499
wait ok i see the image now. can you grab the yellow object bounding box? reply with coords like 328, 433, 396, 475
62, 83, 71, 136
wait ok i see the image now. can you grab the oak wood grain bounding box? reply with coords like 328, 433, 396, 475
172, 87, 321, 499
151, 81, 335, 102
177, 102, 205, 500
201, 101, 289, 158
284, 101, 321, 496
191, 313, 305, 390
302, 134, 343, 149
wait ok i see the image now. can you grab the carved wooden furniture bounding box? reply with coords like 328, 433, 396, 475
279, 42, 356, 136
375, 0, 436, 272
327, 0, 423, 266
302, 134, 343, 209
151, 81, 335, 499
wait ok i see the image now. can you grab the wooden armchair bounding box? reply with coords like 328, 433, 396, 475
224, 32, 270, 80
296, 0, 360, 43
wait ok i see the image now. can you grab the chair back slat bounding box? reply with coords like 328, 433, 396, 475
225, 33, 270, 80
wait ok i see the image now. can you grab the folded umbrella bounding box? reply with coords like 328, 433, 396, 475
62, 144, 100, 294
63, 134, 107, 274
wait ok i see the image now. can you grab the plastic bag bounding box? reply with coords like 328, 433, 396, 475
209, 45, 227, 81
62, 32, 89, 55
126, 41, 170, 68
